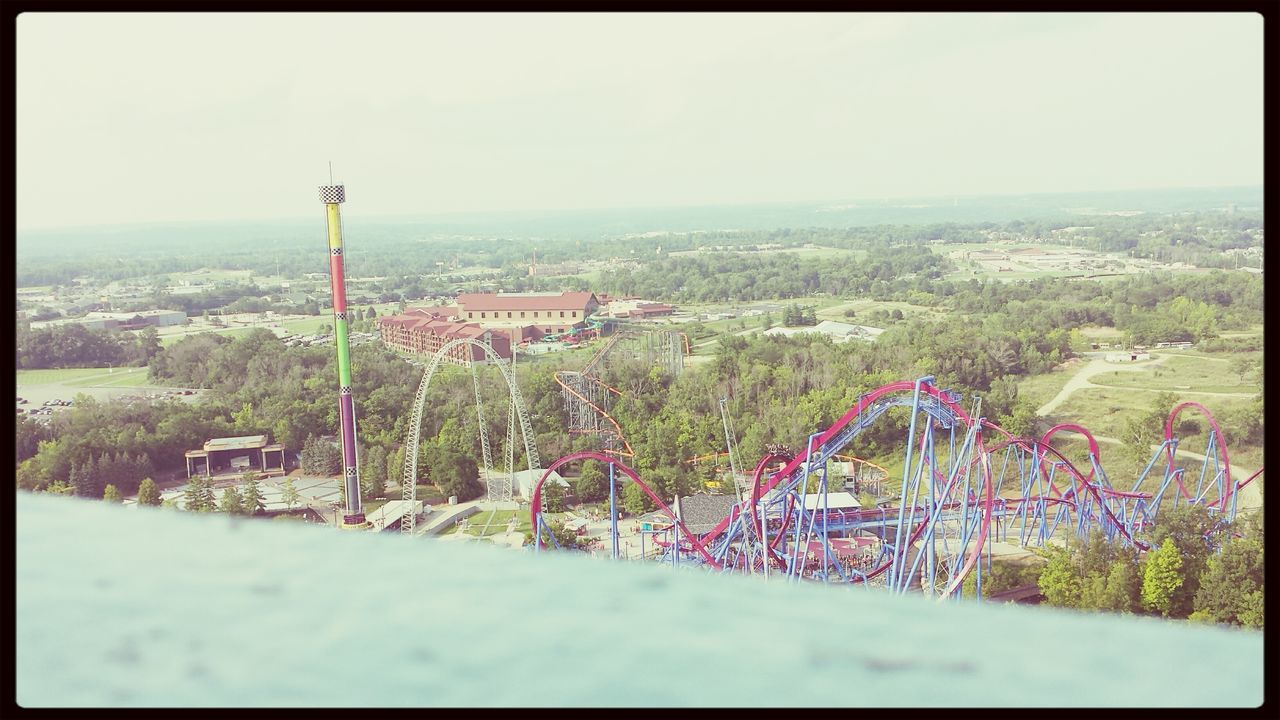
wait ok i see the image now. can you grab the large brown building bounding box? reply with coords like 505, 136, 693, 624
377, 310, 512, 364
452, 292, 601, 336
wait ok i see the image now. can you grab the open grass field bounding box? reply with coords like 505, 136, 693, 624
65, 367, 154, 388
17, 367, 128, 385
158, 327, 259, 346
1089, 354, 1260, 395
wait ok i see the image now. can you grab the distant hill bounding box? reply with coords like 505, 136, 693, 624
16, 185, 1262, 260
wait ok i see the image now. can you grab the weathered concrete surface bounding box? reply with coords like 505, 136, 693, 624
16, 493, 1263, 707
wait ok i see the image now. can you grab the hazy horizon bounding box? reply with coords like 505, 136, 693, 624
13, 182, 1264, 236
17, 12, 1263, 231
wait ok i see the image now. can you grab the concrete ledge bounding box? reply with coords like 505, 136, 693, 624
15, 493, 1263, 707
418, 503, 481, 536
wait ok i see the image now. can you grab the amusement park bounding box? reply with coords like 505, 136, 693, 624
305, 182, 1264, 607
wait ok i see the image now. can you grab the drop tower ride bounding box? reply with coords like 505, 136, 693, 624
319, 182, 368, 530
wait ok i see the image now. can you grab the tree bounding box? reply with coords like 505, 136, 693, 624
359, 444, 389, 502
219, 486, 245, 515
103, 484, 122, 503
622, 482, 656, 516
1142, 538, 1184, 616
422, 443, 482, 501
1038, 545, 1081, 608
281, 477, 301, 511
1192, 536, 1264, 628
71, 460, 99, 499
1142, 503, 1218, 617
542, 481, 568, 513
184, 477, 215, 512
1098, 558, 1142, 614
574, 463, 608, 504
525, 520, 588, 551
300, 434, 342, 475
137, 478, 162, 507
241, 472, 265, 515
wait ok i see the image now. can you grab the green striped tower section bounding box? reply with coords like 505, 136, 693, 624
320, 184, 367, 530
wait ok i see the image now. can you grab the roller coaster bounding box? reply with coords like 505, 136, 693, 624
530, 376, 1263, 599
553, 326, 688, 458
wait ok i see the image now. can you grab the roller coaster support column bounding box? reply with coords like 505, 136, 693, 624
890, 376, 930, 591
610, 464, 619, 560
319, 182, 367, 530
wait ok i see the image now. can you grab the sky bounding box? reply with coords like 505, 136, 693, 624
15, 12, 1264, 230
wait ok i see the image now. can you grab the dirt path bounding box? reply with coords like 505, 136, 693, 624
1036, 354, 1170, 416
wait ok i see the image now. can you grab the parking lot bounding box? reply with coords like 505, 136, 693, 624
16, 367, 202, 424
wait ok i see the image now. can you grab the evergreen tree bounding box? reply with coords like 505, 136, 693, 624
103, 484, 122, 503
300, 434, 342, 475
219, 486, 245, 515
137, 478, 162, 507
241, 472, 265, 515
71, 460, 98, 498
281, 477, 300, 511
1142, 538, 1184, 616
199, 478, 217, 511
182, 478, 203, 511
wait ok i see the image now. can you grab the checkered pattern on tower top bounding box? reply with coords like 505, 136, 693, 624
319, 185, 346, 204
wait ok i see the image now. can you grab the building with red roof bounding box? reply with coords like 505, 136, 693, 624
452, 292, 601, 337
377, 309, 511, 364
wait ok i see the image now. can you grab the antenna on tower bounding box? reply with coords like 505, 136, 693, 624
329, 161, 334, 185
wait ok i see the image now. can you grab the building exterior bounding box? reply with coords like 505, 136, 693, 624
80, 310, 186, 331
605, 299, 676, 319
184, 435, 287, 479
452, 292, 601, 336
377, 309, 512, 364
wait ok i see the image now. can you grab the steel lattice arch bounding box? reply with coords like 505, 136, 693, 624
400, 338, 540, 534
529, 376, 1260, 599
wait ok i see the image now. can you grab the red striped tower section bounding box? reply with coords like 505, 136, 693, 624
319, 183, 369, 530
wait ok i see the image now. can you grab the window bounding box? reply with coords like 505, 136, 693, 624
572, 311, 578, 318
468, 312, 473, 319
534, 311, 539, 318
481, 312, 486, 319
507, 312, 512, 318
559, 311, 565, 318
520, 311, 525, 318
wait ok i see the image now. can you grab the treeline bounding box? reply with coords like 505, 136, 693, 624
597, 247, 951, 303
15, 323, 161, 369
1036, 506, 1263, 628
17, 328, 580, 505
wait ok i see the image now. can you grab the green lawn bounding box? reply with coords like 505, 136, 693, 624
17, 367, 145, 385
159, 327, 260, 346
66, 367, 155, 388
1088, 355, 1260, 395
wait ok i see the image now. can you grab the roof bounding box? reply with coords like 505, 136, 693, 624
366, 500, 425, 532
801, 491, 861, 511
203, 435, 269, 452
378, 313, 490, 340
455, 292, 599, 312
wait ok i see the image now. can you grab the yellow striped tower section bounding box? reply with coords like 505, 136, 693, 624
319, 184, 369, 530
